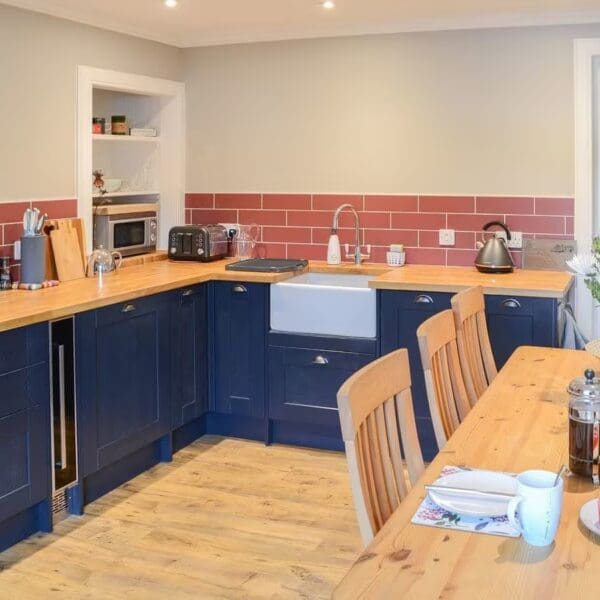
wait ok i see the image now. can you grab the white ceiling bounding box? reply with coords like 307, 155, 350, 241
4, 0, 600, 48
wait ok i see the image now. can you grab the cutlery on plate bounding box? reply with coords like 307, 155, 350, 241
425, 484, 516, 499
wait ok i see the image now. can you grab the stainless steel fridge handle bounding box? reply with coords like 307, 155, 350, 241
58, 344, 67, 470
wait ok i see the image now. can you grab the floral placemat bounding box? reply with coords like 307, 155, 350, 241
411, 465, 520, 537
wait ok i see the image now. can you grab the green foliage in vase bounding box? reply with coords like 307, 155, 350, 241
584, 238, 600, 302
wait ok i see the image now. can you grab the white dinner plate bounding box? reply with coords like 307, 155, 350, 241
428, 470, 518, 517
579, 498, 600, 538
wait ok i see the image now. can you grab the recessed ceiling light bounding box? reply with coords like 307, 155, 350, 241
322, 1, 335, 9
164, 0, 178, 8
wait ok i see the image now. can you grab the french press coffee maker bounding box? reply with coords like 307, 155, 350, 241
568, 369, 600, 482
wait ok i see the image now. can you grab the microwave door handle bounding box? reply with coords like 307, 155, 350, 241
57, 344, 67, 470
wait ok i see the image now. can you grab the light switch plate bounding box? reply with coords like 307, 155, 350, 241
13, 240, 21, 260
439, 229, 455, 246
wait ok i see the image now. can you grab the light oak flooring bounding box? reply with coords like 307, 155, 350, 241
0, 436, 361, 600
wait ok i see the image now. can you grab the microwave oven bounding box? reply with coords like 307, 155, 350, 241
93, 203, 158, 257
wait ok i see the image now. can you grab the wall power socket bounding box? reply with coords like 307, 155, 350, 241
438, 229, 455, 246
495, 230, 523, 249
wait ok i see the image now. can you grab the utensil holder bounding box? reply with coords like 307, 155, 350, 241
21, 235, 46, 284
386, 251, 406, 267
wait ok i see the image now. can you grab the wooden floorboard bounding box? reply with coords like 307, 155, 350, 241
0, 436, 361, 599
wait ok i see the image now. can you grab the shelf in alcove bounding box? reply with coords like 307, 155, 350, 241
92, 134, 160, 143
92, 190, 160, 199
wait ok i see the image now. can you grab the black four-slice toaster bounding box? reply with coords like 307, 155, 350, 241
168, 225, 229, 261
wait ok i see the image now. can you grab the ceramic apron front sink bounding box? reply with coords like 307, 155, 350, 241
270, 273, 377, 338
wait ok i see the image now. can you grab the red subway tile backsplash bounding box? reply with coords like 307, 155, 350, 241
263, 194, 311, 210
535, 197, 574, 216
0, 202, 31, 224
476, 196, 534, 215
420, 195, 475, 214
185, 193, 574, 267
215, 193, 261, 209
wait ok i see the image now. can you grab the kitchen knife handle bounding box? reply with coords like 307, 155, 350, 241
501, 298, 521, 309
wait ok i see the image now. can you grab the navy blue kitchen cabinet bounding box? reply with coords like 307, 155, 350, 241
379, 290, 560, 460
171, 285, 208, 429
211, 282, 267, 420
0, 323, 52, 551
379, 291, 451, 460
268, 333, 377, 450
76, 293, 172, 480
484, 295, 558, 369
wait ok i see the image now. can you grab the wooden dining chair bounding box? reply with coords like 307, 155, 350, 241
451, 286, 498, 407
417, 310, 471, 450
337, 348, 425, 546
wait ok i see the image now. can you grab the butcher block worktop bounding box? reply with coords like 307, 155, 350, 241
0, 259, 572, 333
369, 264, 573, 298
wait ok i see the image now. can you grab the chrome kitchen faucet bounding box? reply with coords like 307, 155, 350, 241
329, 203, 371, 265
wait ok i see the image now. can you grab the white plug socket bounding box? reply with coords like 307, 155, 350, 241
495, 230, 523, 249
438, 229, 455, 246
13, 240, 21, 260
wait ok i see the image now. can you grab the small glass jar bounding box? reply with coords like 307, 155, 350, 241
111, 115, 128, 135
92, 117, 105, 134
0, 256, 12, 291
568, 369, 600, 480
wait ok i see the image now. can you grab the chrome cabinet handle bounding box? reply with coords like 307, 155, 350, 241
501, 298, 521, 309
121, 303, 136, 313
57, 344, 67, 470
232, 284, 247, 294
182, 289, 194, 297
414, 294, 434, 304
312, 355, 329, 365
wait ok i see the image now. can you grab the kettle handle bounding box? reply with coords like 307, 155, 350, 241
111, 251, 123, 269
482, 220, 512, 241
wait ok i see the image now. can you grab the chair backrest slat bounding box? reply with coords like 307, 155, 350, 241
451, 286, 498, 406
337, 348, 425, 545
417, 309, 471, 450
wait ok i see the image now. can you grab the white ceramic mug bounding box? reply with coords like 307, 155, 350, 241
507, 470, 563, 546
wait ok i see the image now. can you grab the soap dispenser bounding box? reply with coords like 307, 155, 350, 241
327, 229, 341, 264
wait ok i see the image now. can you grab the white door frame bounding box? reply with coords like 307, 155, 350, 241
77, 66, 185, 252
574, 39, 600, 339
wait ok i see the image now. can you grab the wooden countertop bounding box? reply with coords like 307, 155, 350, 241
0, 259, 572, 333
369, 264, 573, 298
334, 347, 600, 600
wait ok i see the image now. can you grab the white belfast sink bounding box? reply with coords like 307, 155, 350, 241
270, 272, 376, 338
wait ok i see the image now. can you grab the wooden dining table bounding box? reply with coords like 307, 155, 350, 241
333, 346, 600, 599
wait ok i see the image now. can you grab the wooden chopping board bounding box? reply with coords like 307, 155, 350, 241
46, 218, 86, 281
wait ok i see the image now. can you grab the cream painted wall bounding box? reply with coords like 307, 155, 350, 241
185, 24, 600, 196
0, 4, 182, 202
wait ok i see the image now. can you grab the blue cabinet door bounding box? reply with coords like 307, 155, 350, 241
268, 346, 374, 429
0, 324, 50, 523
171, 285, 208, 428
484, 295, 558, 369
77, 294, 171, 476
380, 291, 451, 460
212, 282, 267, 418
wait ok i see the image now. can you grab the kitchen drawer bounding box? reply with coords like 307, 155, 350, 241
95, 294, 166, 327
268, 346, 374, 427
0, 323, 48, 375
0, 362, 47, 419
268, 331, 377, 355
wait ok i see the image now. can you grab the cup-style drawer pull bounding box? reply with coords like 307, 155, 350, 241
312, 355, 329, 365
182, 289, 194, 297
232, 284, 247, 294
501, 298, 521, 309
121, 303, 136, 313
414, 294, 434, 304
